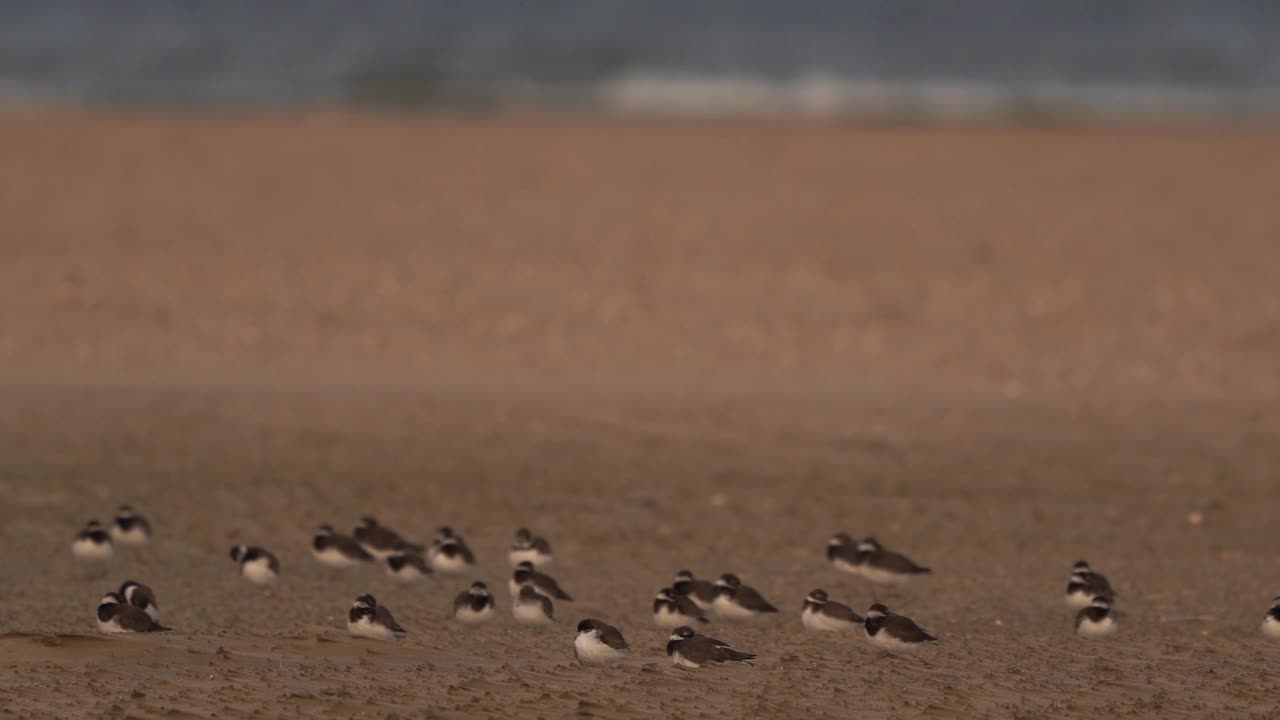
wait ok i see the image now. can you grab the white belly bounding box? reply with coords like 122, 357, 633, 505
72, 539, 113, 561
830, 557, 861, 576
348, 617, 397, 641
513, 601, 552, 626
802, 607, 854, 632
97, 617, 127, 634
386, 564, 427, 584
110, 526, 150, 547
574, 633, 624, 666
860, 566, 910, 586
241, 558, 277, 585
671, 650, 701, 668
1077, 616, 1118, 638
313, 547, 360, 569
1261, 616, 1280, 639
509, 548, 551, 568
712, 595, 757, 621
428, 550, 472, 575
361, 545, 398, 561
1064, 590, 1093, 609
868, 629, 926, 654
454, 605, 496, 625
654, 607, 694, 629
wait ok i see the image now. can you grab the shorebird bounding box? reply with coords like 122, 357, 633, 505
509, 527, 553, 568
711, 574, 778, 621
855, 537, 931, 587
654, 587, 710, 628
347, 594, 406, 640
1075, 595, 1118, 638
1065, 561, 1115, 608
427, 527, 476, 575
229, 545, 280, 585
352, 517, 423, 560
72, 521, 113, 562
513, 585, 555, 626
864, 602, 937, 654
666, 626, 756, 668
452, 581, 496, 625
312, 524, 373, 569
119, 580, 160, 622
673, 570, 718, 610
110, 506, 152, 547
510, 561, 573, 601
801, 589, 863, 632
1261, 596, 1280, 639
573, 619, 630, 667
96, 592, 168, 634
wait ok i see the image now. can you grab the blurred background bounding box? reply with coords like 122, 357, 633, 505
2, 1, 1280, 120
2, 4, 1280, 716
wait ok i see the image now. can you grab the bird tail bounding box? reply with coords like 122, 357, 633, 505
760, 604, 779, 613
151, 623, 172, 632
557, 590, 574, 601
913, 566, 932, 575
695, 616, 710, 624
729, 650, 757, 664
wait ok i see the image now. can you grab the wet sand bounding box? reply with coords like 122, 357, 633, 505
1, 113, 1279, 718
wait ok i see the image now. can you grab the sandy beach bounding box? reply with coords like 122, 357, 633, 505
1, 113, 1278, 718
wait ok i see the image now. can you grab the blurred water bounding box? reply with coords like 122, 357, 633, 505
1, 0, 1278, 120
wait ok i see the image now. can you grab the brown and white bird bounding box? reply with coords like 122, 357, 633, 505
509, 527, 553, 568
312, 524, 373, 569
827, 532, 862, 576
1261, 596, 1280, 639
72, 520, 113, 561
452, 581, 496, 625
855, 537, 931, 586
110, 506, 152, 547
654, 586, 710, 628
801, 589, 863, 632
510, 561, 573, 601
119, 580, 160, 622
711, 574, 778, 621
348, 594, 406, 640
665, 626, 756, 668
863, 603, 937, 654
384, 550, 431, 584
573, 619, 630, 667
96, 592, 168, 634
673, 570, 718, 610
352, 517, 423, 560
229, 545, 280, 585
1075, 595, 1118, 638
513, 585, 555, 626
427, 527, 476, 575
1065, 561, 1115, 608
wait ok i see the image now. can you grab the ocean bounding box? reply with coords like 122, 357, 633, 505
2, 0, 1278, 121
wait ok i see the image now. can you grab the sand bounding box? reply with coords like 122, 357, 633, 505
1, 112, 1279, 718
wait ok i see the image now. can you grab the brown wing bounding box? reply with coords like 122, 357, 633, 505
533, 571, 573, 601
597, 623, 630, 650
374, 605, 405, 634
675, 594, 709, 621
869, 549, 929, 574
538, 593, 555, 620
824, 601, 863, 623
452, 591, 471, 615
129, 585, 158, 611
334, 534, 373, 560
115, 604, 165, 632
884, 614, 935, 642
684, 636, 754, 664
734, 585, 778, 613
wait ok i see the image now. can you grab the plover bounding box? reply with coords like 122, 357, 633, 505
1065, 561, 1115, 608
71, 520, 113, 561
665, 626, 756, 668
1075, 595, 1118, 638
509, 527, 553, 568
352, 517, 423, 560
347, 594, 406, 640
312, 524, 373, 569
110, 506, 152, 547
452, 581, 497, 625
654, 587, 710, 628
712, 574, 778, 621
513, 584, 555, 626
510, 561, 573, 601
119, 580, 160, 621
384, 550, 431, 584
672, 570, 718, 610
97, 592, 168, 633
855, 537, 931, 586
427, 527, 476, 575
574, 619, 630, 667
229, 545, 280, 585
1261, 596, 1280, 639
801, 589, 864, 632
864, 603, 937, 654
827, 532, 862, 576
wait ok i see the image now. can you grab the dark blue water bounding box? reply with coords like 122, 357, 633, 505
2, 1, 1278, 120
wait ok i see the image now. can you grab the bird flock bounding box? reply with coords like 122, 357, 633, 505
74, 507, 1280, 668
